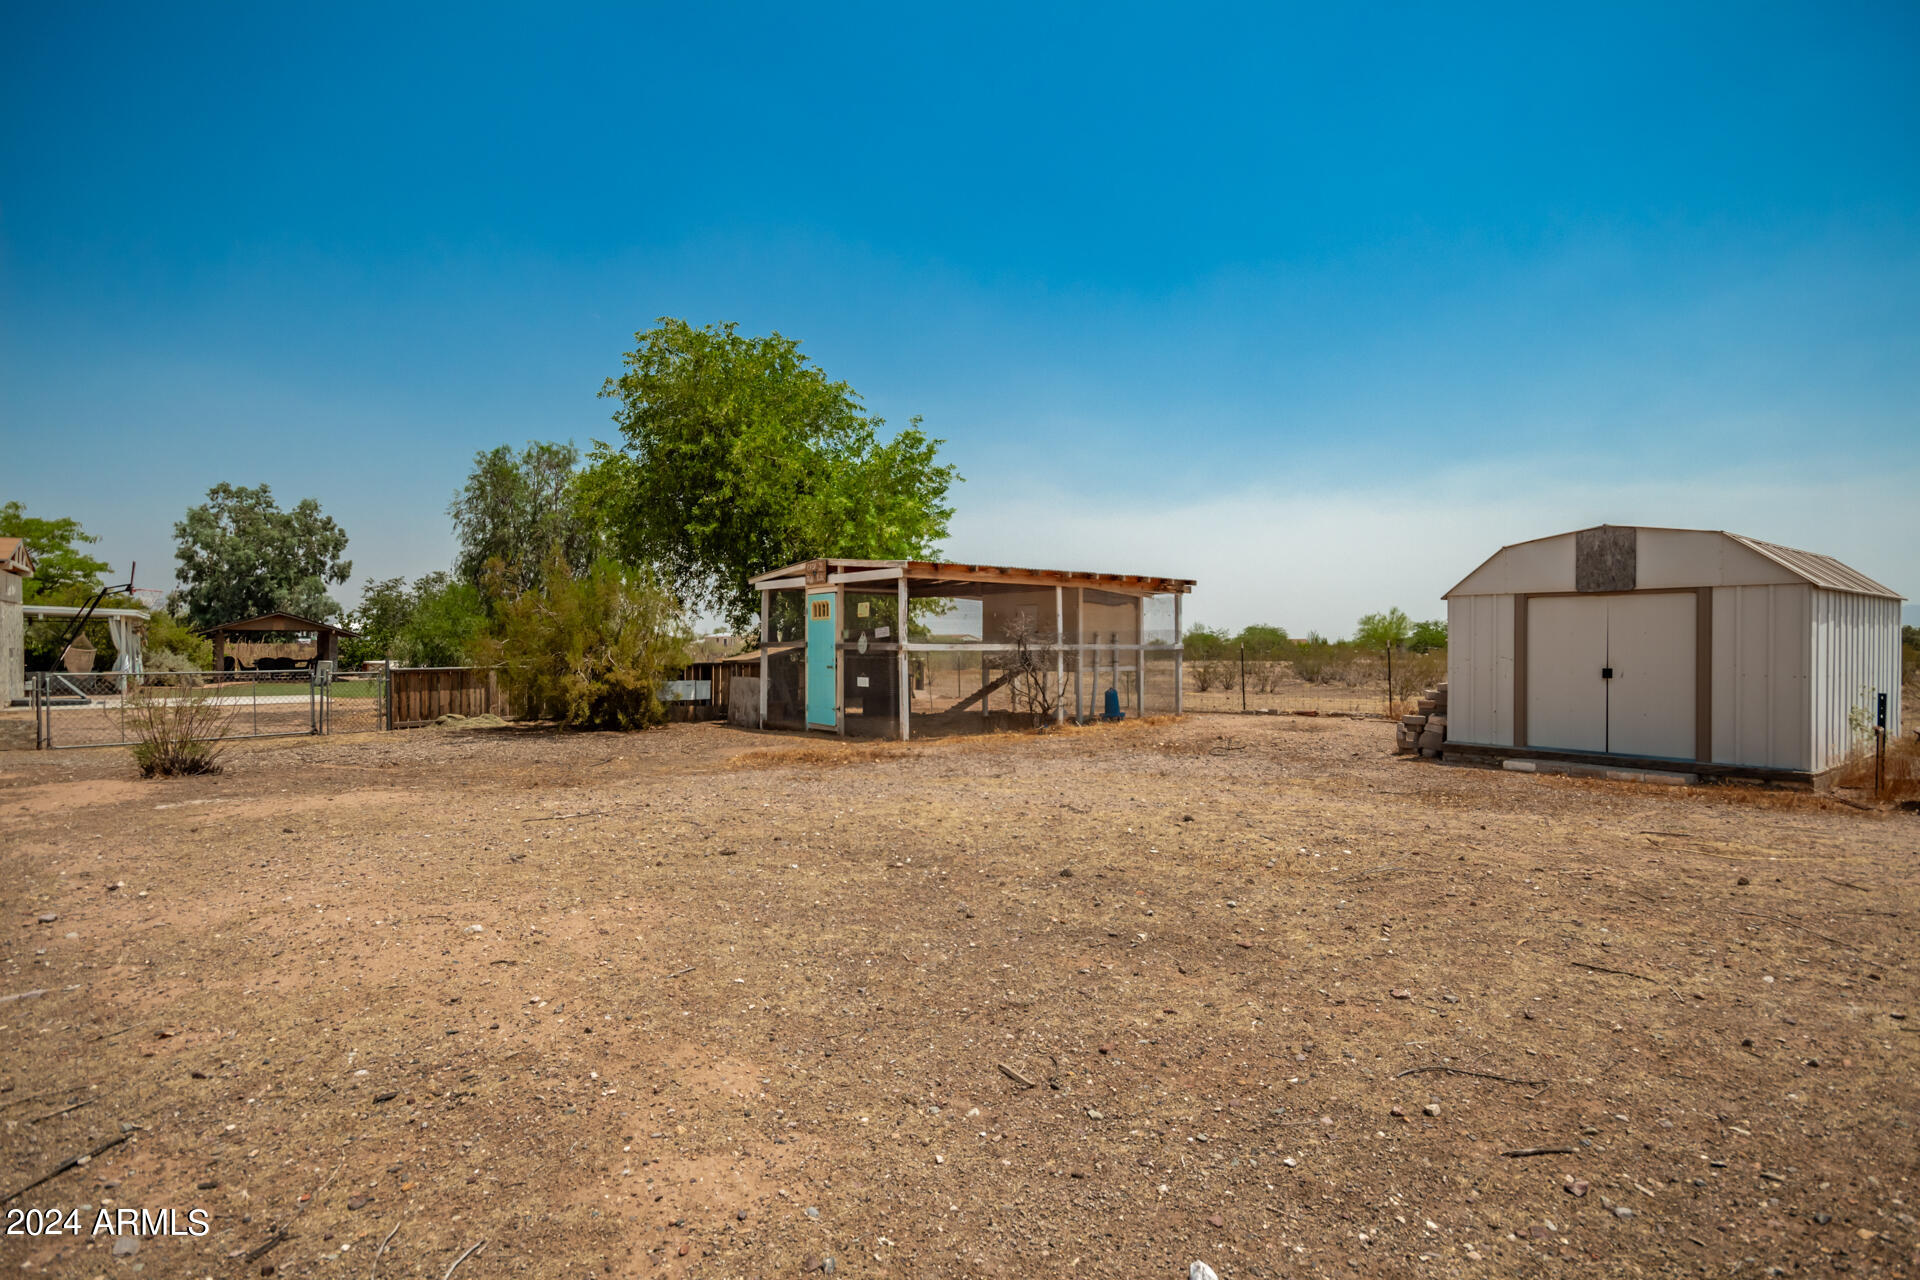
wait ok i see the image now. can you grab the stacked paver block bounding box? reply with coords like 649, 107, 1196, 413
1394, 682, 1448, 758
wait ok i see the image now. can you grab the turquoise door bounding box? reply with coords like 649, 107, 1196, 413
806, 592, 837, 728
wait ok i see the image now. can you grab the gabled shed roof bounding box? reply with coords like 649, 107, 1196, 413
1446, 526, 1902, 600
1722, 534, 1900, 598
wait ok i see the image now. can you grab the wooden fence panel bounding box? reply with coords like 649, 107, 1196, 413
389, 667, 507, 729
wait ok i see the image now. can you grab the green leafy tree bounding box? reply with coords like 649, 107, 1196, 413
590, 319, 959, 632
449, 441, 601, 597
1356, 607, 1416, 708
172, 484, 351, 626
0, 502, 111, 602
399, 574, 488, 667
1408, 618, 1448, 653
344, 573, 488, 667
345, 576, 415, 663
1354, 608, 1414, 654
1234, 623, 1290, 659
1182, 624, 1233, 660
481, 553, 689, 729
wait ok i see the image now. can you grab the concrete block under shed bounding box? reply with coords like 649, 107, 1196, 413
1501, 757, 1697, 785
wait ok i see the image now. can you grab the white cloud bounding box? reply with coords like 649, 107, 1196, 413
948, 460, 1916, 638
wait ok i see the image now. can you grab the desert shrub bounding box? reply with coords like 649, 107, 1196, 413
1193, 659, 1235, 692
1289, 642, 1355, 684
1408, 619, 1448, 653
1001, 613, 1066, 720
1835, 732, 1920, 803
126, 684, 233, 777
1392, 649, 1447, 701
145, 609, 213, 668
484, 555, 688, 729
1183, 625, 1232, 662
1234, 624, 1290, 661
139, 648, 206, 687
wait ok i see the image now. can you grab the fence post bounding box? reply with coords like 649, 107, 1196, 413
385, 665, 395, 731
1240, 644, 1247, 714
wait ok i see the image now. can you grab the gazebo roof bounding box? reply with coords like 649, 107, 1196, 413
205, 611, 361, 638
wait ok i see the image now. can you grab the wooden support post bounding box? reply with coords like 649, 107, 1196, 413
981, 652, 990, 720
1173, 591, 1184, 715
836, 584, 846, 738
898, 576, 910, 742
758, 589, 770, 730
1136, 597, 1146, 717
1074, 587, 1085, 722
1053, 585, 1066, 725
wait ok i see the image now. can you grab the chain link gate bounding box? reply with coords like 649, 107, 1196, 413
31, 666, 387, 749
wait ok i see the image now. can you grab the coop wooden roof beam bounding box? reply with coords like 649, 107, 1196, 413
749, 558, 1194, 596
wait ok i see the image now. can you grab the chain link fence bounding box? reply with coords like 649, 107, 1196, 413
28, 666, 387, 749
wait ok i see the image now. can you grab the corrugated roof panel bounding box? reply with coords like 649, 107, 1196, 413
1726, 535, 1902, 600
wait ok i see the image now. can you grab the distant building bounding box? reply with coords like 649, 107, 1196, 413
0, 537, 34, 703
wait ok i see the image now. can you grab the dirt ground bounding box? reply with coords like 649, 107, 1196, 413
2, 715, 1916, 1279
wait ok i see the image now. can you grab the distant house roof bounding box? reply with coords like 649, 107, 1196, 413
0, 537, 35, 577
205, 611, 361, 637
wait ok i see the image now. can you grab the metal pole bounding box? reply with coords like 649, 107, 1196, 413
1877, 692, 1888, 795
759, 588, 770, 730
1240, 644, 1246, 714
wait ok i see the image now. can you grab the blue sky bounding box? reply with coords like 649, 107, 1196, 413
3, 3, 1915, 632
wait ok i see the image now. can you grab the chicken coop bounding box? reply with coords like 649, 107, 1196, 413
731, 558, 1195, 739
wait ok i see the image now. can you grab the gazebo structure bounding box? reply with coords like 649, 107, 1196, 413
741, 558, 1195, 739
207, 611, 359, 673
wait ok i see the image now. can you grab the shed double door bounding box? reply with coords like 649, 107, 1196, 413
1527, 593, 1695, 761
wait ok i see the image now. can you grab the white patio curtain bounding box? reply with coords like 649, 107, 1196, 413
107, 615, 144, 676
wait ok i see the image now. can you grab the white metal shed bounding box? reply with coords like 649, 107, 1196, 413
1444, 525, 1903, 779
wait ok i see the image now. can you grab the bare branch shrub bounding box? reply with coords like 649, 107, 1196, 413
1002, 612, 1065, 721
126, 682, 234, 777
